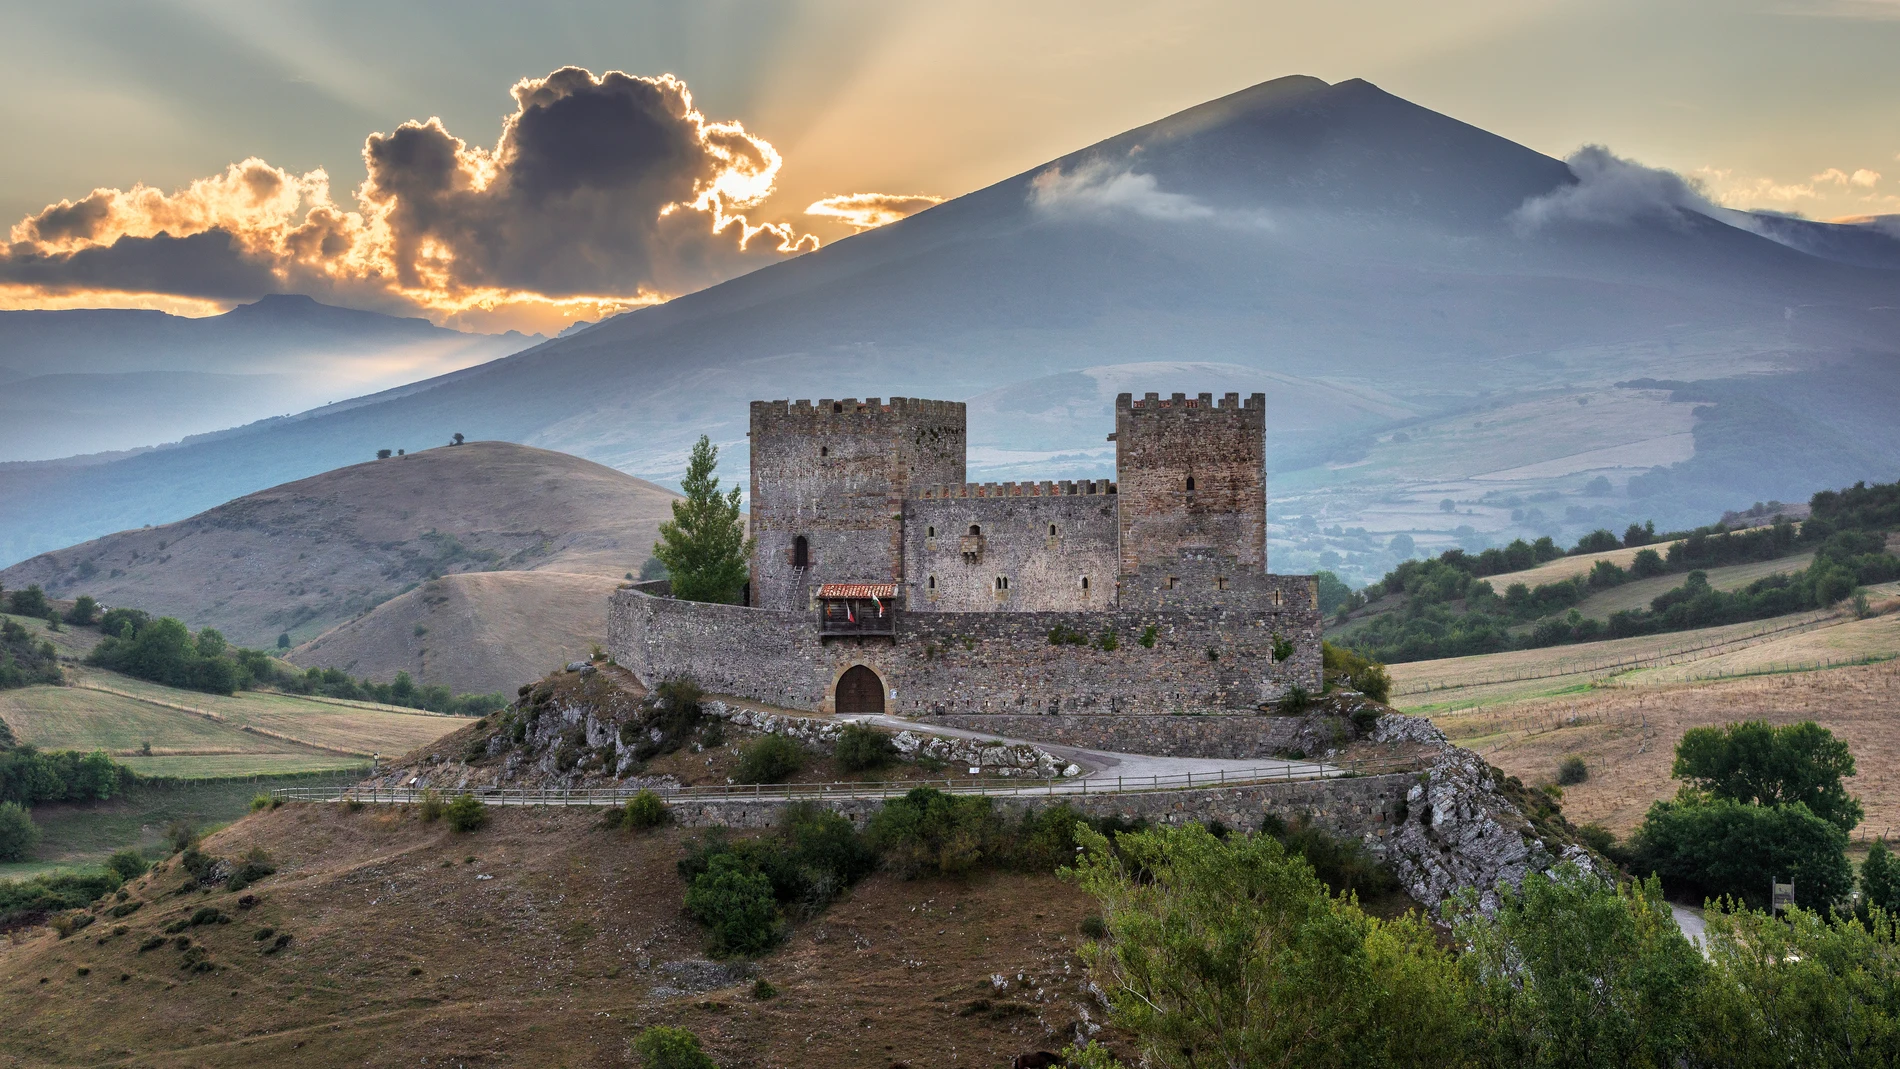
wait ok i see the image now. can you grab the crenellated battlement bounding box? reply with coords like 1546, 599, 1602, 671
752, 397, 966, 421
1117, 391, 1265, 414
916, 480, 1117, 499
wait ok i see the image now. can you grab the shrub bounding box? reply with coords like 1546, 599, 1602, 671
224, 848, 275, 892
1861, 840, 1900, 911
249, 792, 283, 812
1261, 813, 1396, 899
1321, 641, 1391, 703
631, 1025, 719, 1069
752, 977, 777, 999
1574, 822, 1617, 858
1095, 628, 1119, 652
834, 724, 896, 772
1556, 756, 1589, 786
867, 787, 1003, 878
1630, 797, 1854, 909
64, 595, 99, 626
1080, 914, 1108, 939
0, 801, 40, 861
1278, 685, 1311, 714
417, 790, 446, 822
622, 790, 668, 830
684, 854, 781, 957
1138, 625, 1158, 649
445, 794, 487, 833
104, 848, 148, 881
0, 871, 120, 928
735, 734, 804, 784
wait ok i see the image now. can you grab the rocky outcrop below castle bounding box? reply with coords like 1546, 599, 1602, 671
1368, 713, 1601, 912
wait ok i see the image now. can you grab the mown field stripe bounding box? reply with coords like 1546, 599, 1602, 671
69, 681, 374, 758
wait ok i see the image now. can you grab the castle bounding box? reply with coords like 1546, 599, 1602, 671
608, 391, 1323, 739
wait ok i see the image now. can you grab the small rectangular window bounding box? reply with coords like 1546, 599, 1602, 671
928, 576, 936, 589
1081, 576, 1089, 590
926, 526, 935, 537
1049, 523, 1057, 536
1167, 576, 1178, 589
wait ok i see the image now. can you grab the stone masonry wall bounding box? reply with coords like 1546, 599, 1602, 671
904, 486, 1118, 611
918, 712, 1342, 760
662, 773, 1414, 842
748, 397, 966, 612
1115, 391, 1267, 584
608, 587, 1324, 715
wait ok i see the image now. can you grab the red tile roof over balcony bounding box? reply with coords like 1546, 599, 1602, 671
816, 583, 900, 599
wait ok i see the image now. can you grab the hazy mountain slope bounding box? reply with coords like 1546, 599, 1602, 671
0, 294, 539, 460
2, 75, 1895, 572
0, 442, 677, 649
287, 571, 622, 695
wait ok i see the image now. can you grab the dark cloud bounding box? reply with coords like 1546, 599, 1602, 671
1, 68, 818, 327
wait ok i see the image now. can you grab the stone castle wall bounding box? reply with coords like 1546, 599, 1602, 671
608, 585, 1323, 715
748, 397, 966, 612
904, 484, 1118, 611
1114, 391, 1268, 593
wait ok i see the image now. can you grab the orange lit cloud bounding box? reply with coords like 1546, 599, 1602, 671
0, 68, 820, 332
804, 192, 944, 230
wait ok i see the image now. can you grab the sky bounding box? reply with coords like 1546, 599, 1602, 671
2, 0, 1897, 334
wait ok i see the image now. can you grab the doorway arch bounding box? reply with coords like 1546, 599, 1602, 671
835, 665, 886, 714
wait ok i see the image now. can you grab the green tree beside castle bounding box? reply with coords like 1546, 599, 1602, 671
653, 435, 753, 604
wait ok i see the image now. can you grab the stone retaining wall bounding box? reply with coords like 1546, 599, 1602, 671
662, 773, 1414, 844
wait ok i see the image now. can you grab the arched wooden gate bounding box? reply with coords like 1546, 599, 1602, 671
835, 665, 885, 714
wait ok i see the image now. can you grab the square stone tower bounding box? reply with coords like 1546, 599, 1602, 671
1114, 391, 1267, 604
748, 397, 966, 612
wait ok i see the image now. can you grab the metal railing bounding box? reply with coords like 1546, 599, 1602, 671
270, 754, 1426, 807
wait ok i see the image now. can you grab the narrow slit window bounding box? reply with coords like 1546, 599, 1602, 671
1049, 523, 1058, 536
928, 576, 936, 590
1081, 576, 1090, 590
1167, 576, 1178, 590
792, 535, 809, 568
995, 576, 1009, 591
926, 525, 935, 538
1185, 476, 1196, 491
820, 446, 829, 457
969, 524, 981, 536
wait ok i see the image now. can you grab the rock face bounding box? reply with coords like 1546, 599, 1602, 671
1369, 714, 1599, 911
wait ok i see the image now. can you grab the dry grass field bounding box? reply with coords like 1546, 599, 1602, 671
288, 570, 623, 696
1389, 611, 1841, 713
0, 667, 466, 778
1431, 660, 1900, 841
0, 805, 1115, 1068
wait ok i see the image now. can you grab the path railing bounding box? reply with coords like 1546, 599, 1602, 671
270, 755, 1426, 807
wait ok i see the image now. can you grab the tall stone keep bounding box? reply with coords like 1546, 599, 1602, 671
749, 397, 966, 612
1114, 391, 1267, 605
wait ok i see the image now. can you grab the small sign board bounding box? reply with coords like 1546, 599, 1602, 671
1771, 881, 1796, 914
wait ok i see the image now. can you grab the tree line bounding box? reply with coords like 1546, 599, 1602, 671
1337, 477, 1900, 663
83, 606, 506, 714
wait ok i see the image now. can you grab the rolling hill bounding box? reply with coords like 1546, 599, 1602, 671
3, 75, 1897, 586
285, 571, 625, 696
0, 442, 678, 653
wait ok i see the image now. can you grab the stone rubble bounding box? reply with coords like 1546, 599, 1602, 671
706, 700, 1068, 778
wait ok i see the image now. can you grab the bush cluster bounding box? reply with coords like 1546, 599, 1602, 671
83, 606, 503, 712
0, 746, 130, 806
0, 616, 61, 689
679, 804, 877, 955
1069, 823, 1900, 1069
734, 734, 805, 784
833, 724, 896, 772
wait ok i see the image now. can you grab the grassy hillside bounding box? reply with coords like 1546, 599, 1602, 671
0, 442, 678, 651
287, 571, 623, 697
1392, 584, 1900, 839
0, 806, 1110, 1068
0, 667, 465, 777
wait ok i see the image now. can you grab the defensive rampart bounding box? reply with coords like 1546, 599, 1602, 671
607, 584, 1323, 714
